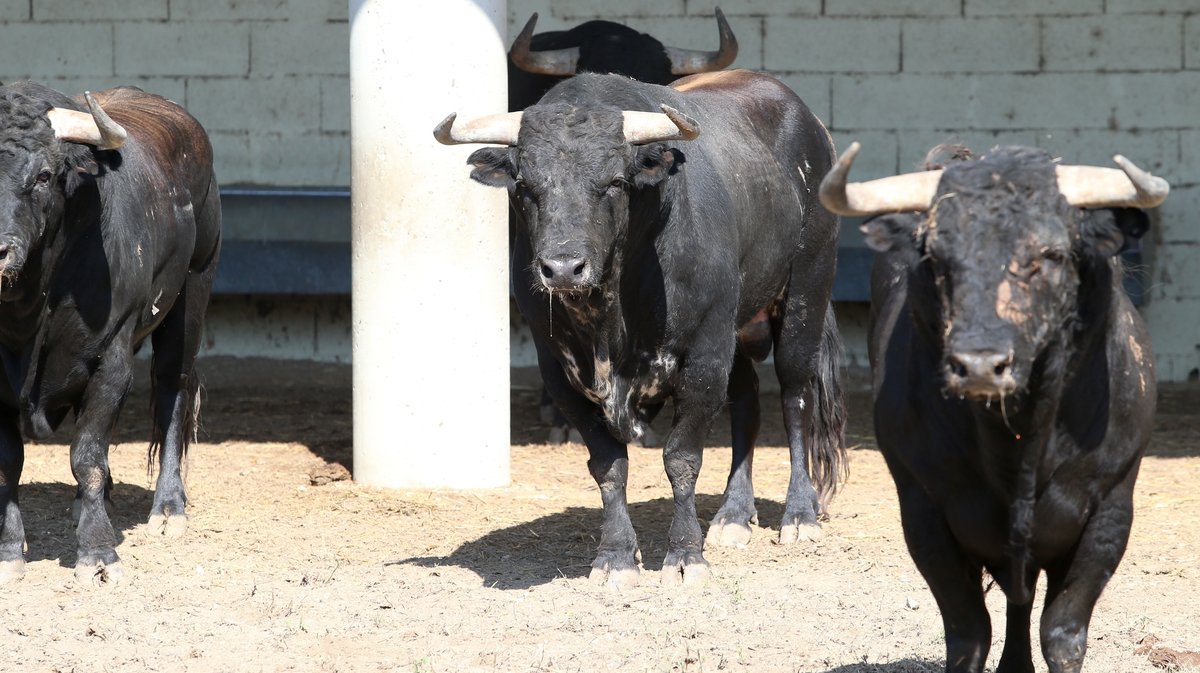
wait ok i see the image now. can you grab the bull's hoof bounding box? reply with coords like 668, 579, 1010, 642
705, 518, 753, 548
588, 565, 640, 590
778, 522, 823, 544
588, 549, 640, 590
661, 551, 710, 588
0, 558, 25, 585
74, 560, 124, 588
148, 513, 189, 538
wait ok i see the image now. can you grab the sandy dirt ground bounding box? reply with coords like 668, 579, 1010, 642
1, 357, 1197, 673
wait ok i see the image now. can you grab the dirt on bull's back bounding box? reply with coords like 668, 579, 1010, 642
1, 357, 1198, 673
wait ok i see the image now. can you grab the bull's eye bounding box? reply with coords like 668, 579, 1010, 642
34, 169, 51, 185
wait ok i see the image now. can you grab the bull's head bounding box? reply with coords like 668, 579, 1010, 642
0, 87, 125, 299
820, 143, 1167, 400
509, 9, 737, 79
435, 103, 698, 292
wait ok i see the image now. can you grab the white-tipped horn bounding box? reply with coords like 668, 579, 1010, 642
622, 104, 700, 145
46, 91, 127, 150
818, 142, 942, 216
509, 13, 580, 76
1055, 156, 1170, 209
666, 7, 739, 75
433, 112, 524, 146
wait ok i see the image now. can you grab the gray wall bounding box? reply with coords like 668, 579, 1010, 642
1, 0, 1196, 378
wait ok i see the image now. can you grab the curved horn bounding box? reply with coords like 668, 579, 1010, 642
666, 7, 739, 75
433, 112, 523, 146
622, 104, 700, 145
509, 13, 580, 76
1055, 155, 1170, 209
818, 142, 942, 216
46, 91, 127, 150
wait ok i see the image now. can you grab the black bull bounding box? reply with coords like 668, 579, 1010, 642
821, 144, 1166, 673
438, 70, 847, 588
0, 82, 220, 586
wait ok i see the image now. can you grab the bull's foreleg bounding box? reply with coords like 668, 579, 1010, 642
996, 598, 1035, 673
894, 474, 991, 673
707, 350, 759, 548
147, 267, 214, 537
660, 358, 727, 588
0, 413, 25, 584
1039, 476, 1137, 673
71, 350, 134, 587
537, 346, 640, 590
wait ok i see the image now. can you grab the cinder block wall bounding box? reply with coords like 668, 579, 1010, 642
1, 1, 1196, 378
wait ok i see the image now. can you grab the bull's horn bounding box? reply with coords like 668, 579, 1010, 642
1055, 156, 1169, 209
433, 111, 523, 146
46, 91, 127, 150
509, 13, 580, 76
622, 104, 700, 145
666, 7, 739, 74
818, 142, 942, 216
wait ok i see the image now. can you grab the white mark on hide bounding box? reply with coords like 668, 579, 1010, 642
995, 279, 1030, 325
1128, 334, 1147, 394
151, 289, 163, 316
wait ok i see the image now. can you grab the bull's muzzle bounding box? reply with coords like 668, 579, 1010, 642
945, 348, 1018, 399
539, 254, 590, 291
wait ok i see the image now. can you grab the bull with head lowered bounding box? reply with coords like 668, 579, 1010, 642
0, 82, 220, 586
821, 143, 1166, 672
437, 70, 847, 588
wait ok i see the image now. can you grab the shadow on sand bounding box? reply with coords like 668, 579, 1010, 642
18, 480, 155, 567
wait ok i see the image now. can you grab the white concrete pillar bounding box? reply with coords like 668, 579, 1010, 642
349, 0, 510, 488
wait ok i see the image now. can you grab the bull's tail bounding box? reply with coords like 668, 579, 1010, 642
806, 302, 849, 514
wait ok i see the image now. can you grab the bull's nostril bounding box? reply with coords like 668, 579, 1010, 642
541, 264, 554, 279
572, 261, 586, 277
993, 362, 1010, 376
950, 359, 967, 378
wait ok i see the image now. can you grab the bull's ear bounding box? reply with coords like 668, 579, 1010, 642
632, 144, 680, 188
63, 144, 100, 197
1079, 207, 1150, 257
859, 213, 920, 253
467, 147, 516, 188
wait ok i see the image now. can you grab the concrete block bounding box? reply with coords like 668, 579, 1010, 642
1036, 129, 1181, 182
897, 130, 1040, 170
773, 73, 830, 125
187, 76, 322, 133
0, 0, 29, 19
829, 129, 899, 180
116, 22, 249, 77
252, 20, 348, 76
1187, 15, 1200, 69
965, 0, 1102, 15
904, 18, 1039, 73
635, 14, 764, 70
766, 18, 900, 73
35, 0, 167, 20
1043, 16, 1182, 72
833, 72, 1200, 130
202, 295, 351, 363
552, 0, 684, 20
690, 0, 819, 17
320, 76, 349, 132
1155, 185, 1200, 243
171, 0, 337, 20
826, 0, 960, 16
246, 131, 350, 185
0, 23, 113, 78
1108, 0, 1200, 13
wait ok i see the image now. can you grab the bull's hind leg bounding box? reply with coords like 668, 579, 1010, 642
707, 350, 760, 548
72, 346, 135, 586
773, 298, 845, 544
0, 413, 25, 584
1039, 476, 1137, 673
148, 265, 215, 538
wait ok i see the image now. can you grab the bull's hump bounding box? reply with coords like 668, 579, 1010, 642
671, 69, 754, 93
